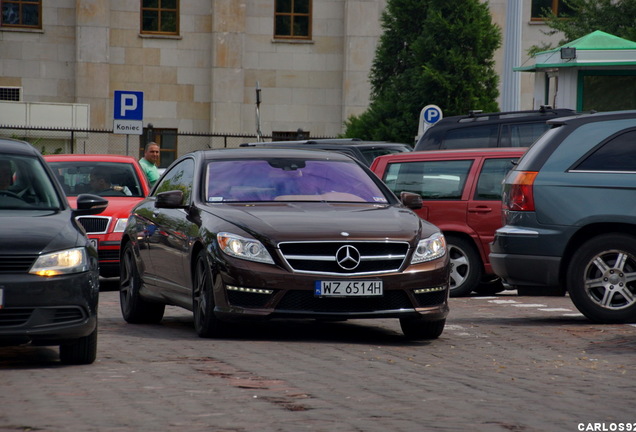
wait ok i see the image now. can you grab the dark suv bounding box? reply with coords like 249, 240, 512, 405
414, 107, 576, 151
239, 138, 412, 166
490, 110, 636, 323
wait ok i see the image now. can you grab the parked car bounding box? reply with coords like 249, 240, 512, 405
119, 148, 450, 339
414, 107, 575, 151
0, 139, 107, 364
490, 110, 636, 323
45, 154, 151, 278
239, 138, 413, 166
371, 148, 525, 297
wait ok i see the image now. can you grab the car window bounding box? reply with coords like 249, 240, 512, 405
500, 122, 550, 147
48, 161, 145, 197
383, 159, 473, 200
573, 129, 636, 172
154, 158, 195, 203
475, 157, 519, 200
359, 147, 410, 165
205, 159, 388, 203
441, 125, 499, 149
0, 154, 62, 210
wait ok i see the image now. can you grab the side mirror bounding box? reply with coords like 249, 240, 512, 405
73, 194, 108, 216
400, 191, 423, 210
155, 190, 184, 209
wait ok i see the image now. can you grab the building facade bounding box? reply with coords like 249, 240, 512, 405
0, 0, 565, 147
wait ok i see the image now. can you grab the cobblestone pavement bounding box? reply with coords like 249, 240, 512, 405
1, 280, 634, 432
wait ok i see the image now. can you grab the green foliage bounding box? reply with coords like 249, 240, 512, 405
343, 0, 501, 143
533, 0, 636, 51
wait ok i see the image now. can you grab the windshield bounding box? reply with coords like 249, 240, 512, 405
47, 161, 145, 197
0, 154, 62, 210
205, 159, 389, 204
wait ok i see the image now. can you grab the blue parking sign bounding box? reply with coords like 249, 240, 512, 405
423, 105, 442, 125
114, 91, 143, 121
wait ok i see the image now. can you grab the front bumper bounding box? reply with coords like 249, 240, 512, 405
0, 271, 99, 346
212, 256, 450, 322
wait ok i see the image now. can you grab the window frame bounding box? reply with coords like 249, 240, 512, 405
0, 0, 41, 29
531, 0, 574, 21
274, 0, 312, 40
140, 0, 179, 36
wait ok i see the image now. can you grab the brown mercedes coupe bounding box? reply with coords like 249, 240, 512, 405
119, 148, 450, 339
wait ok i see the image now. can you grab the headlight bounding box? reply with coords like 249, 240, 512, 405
114, 218, 128, 233
217, 232, 275, 264
30, 247, 89, 276
411, 232, 446, 264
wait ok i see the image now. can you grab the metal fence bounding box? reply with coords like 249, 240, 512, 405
1, 125, 261, 155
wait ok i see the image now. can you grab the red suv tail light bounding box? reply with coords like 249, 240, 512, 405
504, 171, 538, 211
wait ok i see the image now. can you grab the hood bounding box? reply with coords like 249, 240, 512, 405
207, 202, 432, 244
67, 196, 143, 219
0, 209, 83, 254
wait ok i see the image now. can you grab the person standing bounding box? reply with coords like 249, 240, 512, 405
139, 142, 160, 188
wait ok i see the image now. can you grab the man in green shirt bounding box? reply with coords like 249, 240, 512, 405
139, 142, 160, 188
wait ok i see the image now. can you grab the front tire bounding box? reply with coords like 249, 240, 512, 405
447, 236, 482, 297
119, 242, 165, 324
192, 250, 225, 338
59, 327, 97, 365
567, 234, 636, 324
399, 318, 446, 340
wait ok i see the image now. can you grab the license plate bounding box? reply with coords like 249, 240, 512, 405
315, 280, 383, 297
89, 238, 98, 249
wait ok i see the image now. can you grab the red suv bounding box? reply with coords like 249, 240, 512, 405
45, 154, 151, 278
371, 148, 526, 296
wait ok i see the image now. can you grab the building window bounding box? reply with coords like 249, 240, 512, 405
274, 0, 311, 40
0, 87, 21, 101
1, 0, 41, 29
141, 0, 179, 35
531, 0, 574, 20
141, 128, 177, 169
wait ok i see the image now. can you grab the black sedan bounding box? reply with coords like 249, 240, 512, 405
0, 138, 107, 364
120, 148, 450, 339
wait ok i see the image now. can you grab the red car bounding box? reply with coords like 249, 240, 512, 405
371, 148, 526, 297
45, 154, 151, 278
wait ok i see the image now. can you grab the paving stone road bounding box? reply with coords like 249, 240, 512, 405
1, 281, 634, 432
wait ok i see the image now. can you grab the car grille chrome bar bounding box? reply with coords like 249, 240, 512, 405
278, 241, 409, 275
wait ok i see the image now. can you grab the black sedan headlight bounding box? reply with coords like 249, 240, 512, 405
29, 247, 89, 276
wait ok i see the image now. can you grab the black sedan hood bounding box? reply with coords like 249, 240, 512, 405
0, 210, 83, 254
206, 202, 431, 244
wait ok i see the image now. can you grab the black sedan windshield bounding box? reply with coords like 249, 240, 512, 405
0, 154, 62, 210
205, 159, 389, 203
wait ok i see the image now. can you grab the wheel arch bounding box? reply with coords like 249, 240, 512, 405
443, 230, 485, 272
560, 223, 636, 286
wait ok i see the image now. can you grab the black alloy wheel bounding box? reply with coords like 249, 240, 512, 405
192, 250, 225, 338
119, 241, 165, 324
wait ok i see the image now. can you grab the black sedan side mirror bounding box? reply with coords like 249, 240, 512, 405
73, 194, 108, 216
400, 191, 423, 210
155, 190, 184, 209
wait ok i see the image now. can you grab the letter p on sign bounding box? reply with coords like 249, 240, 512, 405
114, 90, 144, 121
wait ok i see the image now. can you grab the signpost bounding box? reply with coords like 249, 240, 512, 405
113, 90, 144, 155
415, 104, 443, 144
